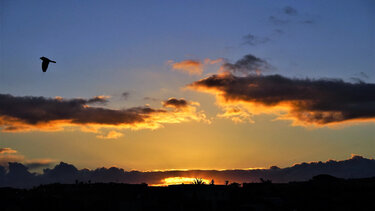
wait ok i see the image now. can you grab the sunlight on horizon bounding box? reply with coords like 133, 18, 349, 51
151, 177, 211, 186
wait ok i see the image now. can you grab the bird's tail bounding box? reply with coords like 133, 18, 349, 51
51, 61, 56, 63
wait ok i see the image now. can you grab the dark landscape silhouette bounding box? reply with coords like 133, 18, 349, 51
0, 175, 374, 210
0, 155, 374, 188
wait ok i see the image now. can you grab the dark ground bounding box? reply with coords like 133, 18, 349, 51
1, 175, 374, 211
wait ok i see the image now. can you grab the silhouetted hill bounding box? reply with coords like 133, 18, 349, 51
0, 177, 374, 211
0, 155, 375, 188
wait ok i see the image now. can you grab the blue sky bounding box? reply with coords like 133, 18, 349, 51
0, 0, 374, 171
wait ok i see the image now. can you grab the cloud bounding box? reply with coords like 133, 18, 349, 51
162, 98, 188, 109
169, 60, 203, 75
0, 94, 209, 133
1, 155, 374, 188
96, 130, 124, 139
242, 33, 270, 46
189, 73, 375, 126
0, 147, 17, 154
85, 95, 110, 105
0, 154, 24, 166
0, 148, 53, 170
24, 159, 55, 170
221, 54, 273, 75
269, 7, 314, 25
284, 6, 298, 16
168, 58, 223, 75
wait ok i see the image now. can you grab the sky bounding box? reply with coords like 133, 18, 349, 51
0, 0, 374, 173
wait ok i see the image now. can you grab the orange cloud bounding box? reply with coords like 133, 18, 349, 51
0, 147, 54, 169
168, 58, 224, 75
170, 60, 203, 75
24, 158, 56, 169
0, 154, 24, 166
0, 147, 17, 154
189, 73, 375, 127
0, 94, 209, 136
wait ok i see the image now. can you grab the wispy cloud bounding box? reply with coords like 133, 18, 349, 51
221, 54, 273, 75
0, 147, 54, 169
168, 59, 203, 75
168, 58, 223, 75
0, 147, 17, 154
24, 159, 55, 170
269, 6, 314, 26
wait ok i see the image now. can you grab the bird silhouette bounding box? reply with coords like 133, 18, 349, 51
40, 57, 56, 72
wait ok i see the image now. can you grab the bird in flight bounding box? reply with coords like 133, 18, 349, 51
40, 57, 56, 72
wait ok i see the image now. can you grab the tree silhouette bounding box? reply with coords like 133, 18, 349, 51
192, 178, 205, 185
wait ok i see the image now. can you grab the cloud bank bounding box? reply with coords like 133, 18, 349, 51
0, 94, 208, 134
0, 147, 54, 170
0, 155, 374, 188
189, 73, 375, 126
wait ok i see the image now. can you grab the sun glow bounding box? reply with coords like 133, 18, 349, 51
153, 177, 211, 186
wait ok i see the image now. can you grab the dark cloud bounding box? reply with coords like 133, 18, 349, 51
122, 92, 130, 100
0, 94, 166, 131
0, 94, 208, 132
0, 155, 374, 188
87, 96, 109, 104
162, 98, 188, 109
242, 33, 270, 46
284, 6, 298, 16
222, 54, 273, 75
190, 73, 375, 125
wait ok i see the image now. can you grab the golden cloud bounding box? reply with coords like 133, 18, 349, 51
0, 94, 209, 136
189, 73, 375, 127
168, 58, 224, 75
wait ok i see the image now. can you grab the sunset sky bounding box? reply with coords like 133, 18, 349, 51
0, 0, 374, 172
